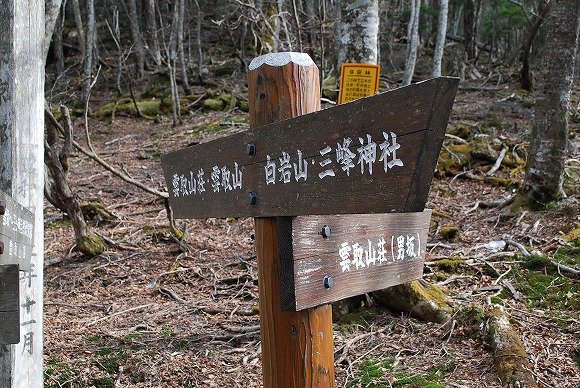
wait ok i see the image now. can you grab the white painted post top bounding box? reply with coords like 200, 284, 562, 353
248, 52, 315, 70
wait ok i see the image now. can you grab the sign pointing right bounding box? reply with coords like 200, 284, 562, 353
162, 77, 459, 219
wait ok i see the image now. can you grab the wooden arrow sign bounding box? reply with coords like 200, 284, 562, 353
161, 77, 459, 219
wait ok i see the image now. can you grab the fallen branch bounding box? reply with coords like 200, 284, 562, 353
487, 146, 508, 176
486, 305, 538, 387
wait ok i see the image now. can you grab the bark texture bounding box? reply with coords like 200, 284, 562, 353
403, 0, 421, 85
432, 0, 449, 77
521, 0, 580, 207
338, 0, 380, 65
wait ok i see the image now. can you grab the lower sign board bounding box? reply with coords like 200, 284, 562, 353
0, 190, 35, 271
278, 211, 431, 311
162, 77, 459, 219
0, 264, 20, 344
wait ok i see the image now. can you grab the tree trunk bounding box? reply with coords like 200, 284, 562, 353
177, 0, 191, 95
52, 5, 66, 82
44, 106, 105, 256
463, 0, 481, 61
403, 0, 421, 85
432, 0, 449, 77
127, 0, 145, 78
520, 1, 550, 91
69, 0, 86, 58
81, 0, 95, 107
338, 0, 380, 65
145, 0, 161, 67
43, 0, 64, 63
520, 0, 580, 208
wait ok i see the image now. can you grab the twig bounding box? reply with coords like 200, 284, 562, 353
159, 286, 186, 302
505, 239, 530, 256
487, 146, 508, 176
89, 303, 155, 325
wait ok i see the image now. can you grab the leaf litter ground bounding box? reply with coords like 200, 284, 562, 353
44, 85, 579, 387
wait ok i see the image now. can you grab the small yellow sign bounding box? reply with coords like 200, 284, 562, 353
338, 63, 380, 104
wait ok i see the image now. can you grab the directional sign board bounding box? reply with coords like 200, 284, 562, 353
162, 77, 459, 219
278, 211, 432, 311
0, 190, 35, 271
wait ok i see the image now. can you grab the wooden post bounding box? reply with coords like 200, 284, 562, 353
248, 53, 335, 387
0, 0, 45, 386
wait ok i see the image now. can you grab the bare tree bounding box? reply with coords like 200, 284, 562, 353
520, 0, 580, 207
432, 0, 449, 77
403, 0, 421, 85
126, 0, 146, 77
69, 0, 86, 58
520, 0, 550, 91
81, 0, 95, 107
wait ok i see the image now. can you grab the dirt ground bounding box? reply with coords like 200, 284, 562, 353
43, 83, 579, 387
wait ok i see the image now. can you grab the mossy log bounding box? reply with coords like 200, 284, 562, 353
487, 305, 537, 387
372, 279, 454, 324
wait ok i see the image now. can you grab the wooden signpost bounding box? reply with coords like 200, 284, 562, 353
161, 52, 459, 387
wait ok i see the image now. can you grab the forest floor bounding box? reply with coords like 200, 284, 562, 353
43, 79, 580, 387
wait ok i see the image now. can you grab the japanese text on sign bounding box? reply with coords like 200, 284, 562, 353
338, 63, 380, 104
169, 131, 403, 199
338, 233, 421, 273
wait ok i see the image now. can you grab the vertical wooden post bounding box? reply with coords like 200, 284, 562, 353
0, 0, 45, 386
248, 53, 335, 387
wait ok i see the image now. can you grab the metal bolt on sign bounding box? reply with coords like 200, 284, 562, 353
320, 225, 331, 238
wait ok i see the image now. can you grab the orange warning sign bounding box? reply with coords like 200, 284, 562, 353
338, 63, 380, 104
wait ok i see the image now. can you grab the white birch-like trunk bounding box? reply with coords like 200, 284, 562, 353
403, 0, 421, 85
42, 0, 63, 63
81, 0, 95, 106
338, 0, 380, 65
432, 0, 449, 77
0, 0, 45, 386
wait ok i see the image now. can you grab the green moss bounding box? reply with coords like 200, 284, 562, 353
337, 306, 378, 328
448, 124, 473, 140
433, 257, 465, 272
483, 176, 521, 189
76, 232, 105, 256
322, 76, 338, 101
203, 98, 225, 111
439, 226, 459, 242
353, 356, 448, 388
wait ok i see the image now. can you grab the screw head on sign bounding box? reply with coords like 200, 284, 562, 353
323, 275, 333, 290
320, 225, 331, 238
0, 200, 5, 216
246, 143, 256, 157
0, 241, 4, 255
247, 192, 257, 206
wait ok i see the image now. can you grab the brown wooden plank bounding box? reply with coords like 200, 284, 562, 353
162, 77, 459, 219
279, 211, 431, 311
250, 52, 335, 388
0, 265, 19, 344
